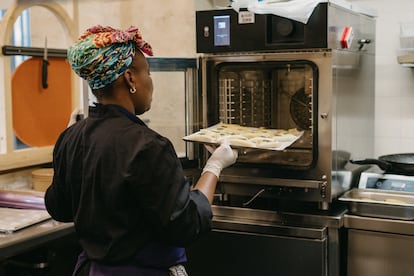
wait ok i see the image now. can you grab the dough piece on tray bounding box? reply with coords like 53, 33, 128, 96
226, 135, 256, 148
185, 130, 218, 143
273, 134, 299, 142
255, 140, 282, 149
384, 198, 406, 204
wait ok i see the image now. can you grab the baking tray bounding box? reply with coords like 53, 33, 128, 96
183, 123, 304, 151
339, 188, 414, 220
0, 207, 51, 233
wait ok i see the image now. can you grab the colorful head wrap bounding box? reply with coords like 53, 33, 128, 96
67, 25, 153, 90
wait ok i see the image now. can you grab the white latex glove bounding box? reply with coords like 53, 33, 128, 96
202, 139, 238, 178
67, 108, 83, 127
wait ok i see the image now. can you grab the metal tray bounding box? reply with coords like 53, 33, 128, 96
182, 123, 303, 151
338, 189, 414, 220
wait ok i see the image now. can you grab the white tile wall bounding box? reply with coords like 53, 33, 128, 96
352, 0, 414, 157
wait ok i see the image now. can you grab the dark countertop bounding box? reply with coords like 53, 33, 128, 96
0, 219, 75, 261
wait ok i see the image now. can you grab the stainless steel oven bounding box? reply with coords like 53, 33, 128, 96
195, 1, 376, 210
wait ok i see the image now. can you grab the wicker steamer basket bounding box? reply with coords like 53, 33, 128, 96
31, 168, 53, 192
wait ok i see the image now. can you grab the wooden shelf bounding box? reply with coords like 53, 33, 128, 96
398, 54, 414, 67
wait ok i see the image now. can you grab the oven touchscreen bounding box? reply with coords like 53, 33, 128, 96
214, 15, 230, 46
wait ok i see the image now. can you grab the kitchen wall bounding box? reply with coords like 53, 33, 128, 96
80, 0, 197, 57
23, 0, 197, 56
351, 0, 414, 157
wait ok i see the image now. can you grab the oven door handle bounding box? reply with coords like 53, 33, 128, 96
219, 175, 324, 189
212, 218, 327, 240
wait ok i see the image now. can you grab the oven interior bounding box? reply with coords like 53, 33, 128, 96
208, 60, 318, 168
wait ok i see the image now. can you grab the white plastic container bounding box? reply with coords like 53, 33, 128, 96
400, 22, 414, 50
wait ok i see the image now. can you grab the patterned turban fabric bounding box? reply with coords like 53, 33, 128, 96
67, 25, 153, 90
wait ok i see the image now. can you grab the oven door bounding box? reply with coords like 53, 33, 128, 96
142, 58, 200, 172
186, 227, 327, 276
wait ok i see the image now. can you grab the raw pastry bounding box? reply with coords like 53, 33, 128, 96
384, 198, 406, 204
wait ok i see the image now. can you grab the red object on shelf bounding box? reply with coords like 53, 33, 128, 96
340, 26, 354, 49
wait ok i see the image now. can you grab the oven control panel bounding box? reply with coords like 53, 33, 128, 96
195, 5, 328, 53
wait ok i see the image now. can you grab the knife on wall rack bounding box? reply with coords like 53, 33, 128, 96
42, 37, 49, 89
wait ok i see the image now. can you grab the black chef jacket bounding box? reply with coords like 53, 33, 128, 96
45, 104, 212, 264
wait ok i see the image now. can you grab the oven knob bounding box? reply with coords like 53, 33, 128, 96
320, 181, 327, 198
276, 19, 294, 37
375, 181, 382, 188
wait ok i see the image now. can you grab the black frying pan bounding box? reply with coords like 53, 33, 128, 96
351, 153, 414, 175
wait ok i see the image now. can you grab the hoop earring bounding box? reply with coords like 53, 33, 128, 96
129, 87, 136, 94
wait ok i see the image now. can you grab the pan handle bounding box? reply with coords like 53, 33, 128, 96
350, 158, 392, 171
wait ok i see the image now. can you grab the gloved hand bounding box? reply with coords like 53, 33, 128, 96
202, 139, 238, 178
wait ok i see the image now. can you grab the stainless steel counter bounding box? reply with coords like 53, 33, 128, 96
344, 214, 414, 234
344, 214, 414, 276
0, 219, 74, 261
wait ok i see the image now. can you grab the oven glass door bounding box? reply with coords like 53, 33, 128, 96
140, 58, 199, 164
204, 58, 318, 168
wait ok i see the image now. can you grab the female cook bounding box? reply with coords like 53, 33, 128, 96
44, 25, 238, 276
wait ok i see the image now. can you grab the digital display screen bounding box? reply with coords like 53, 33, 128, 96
366, 177, 414, 192
214, 15, 230, 46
